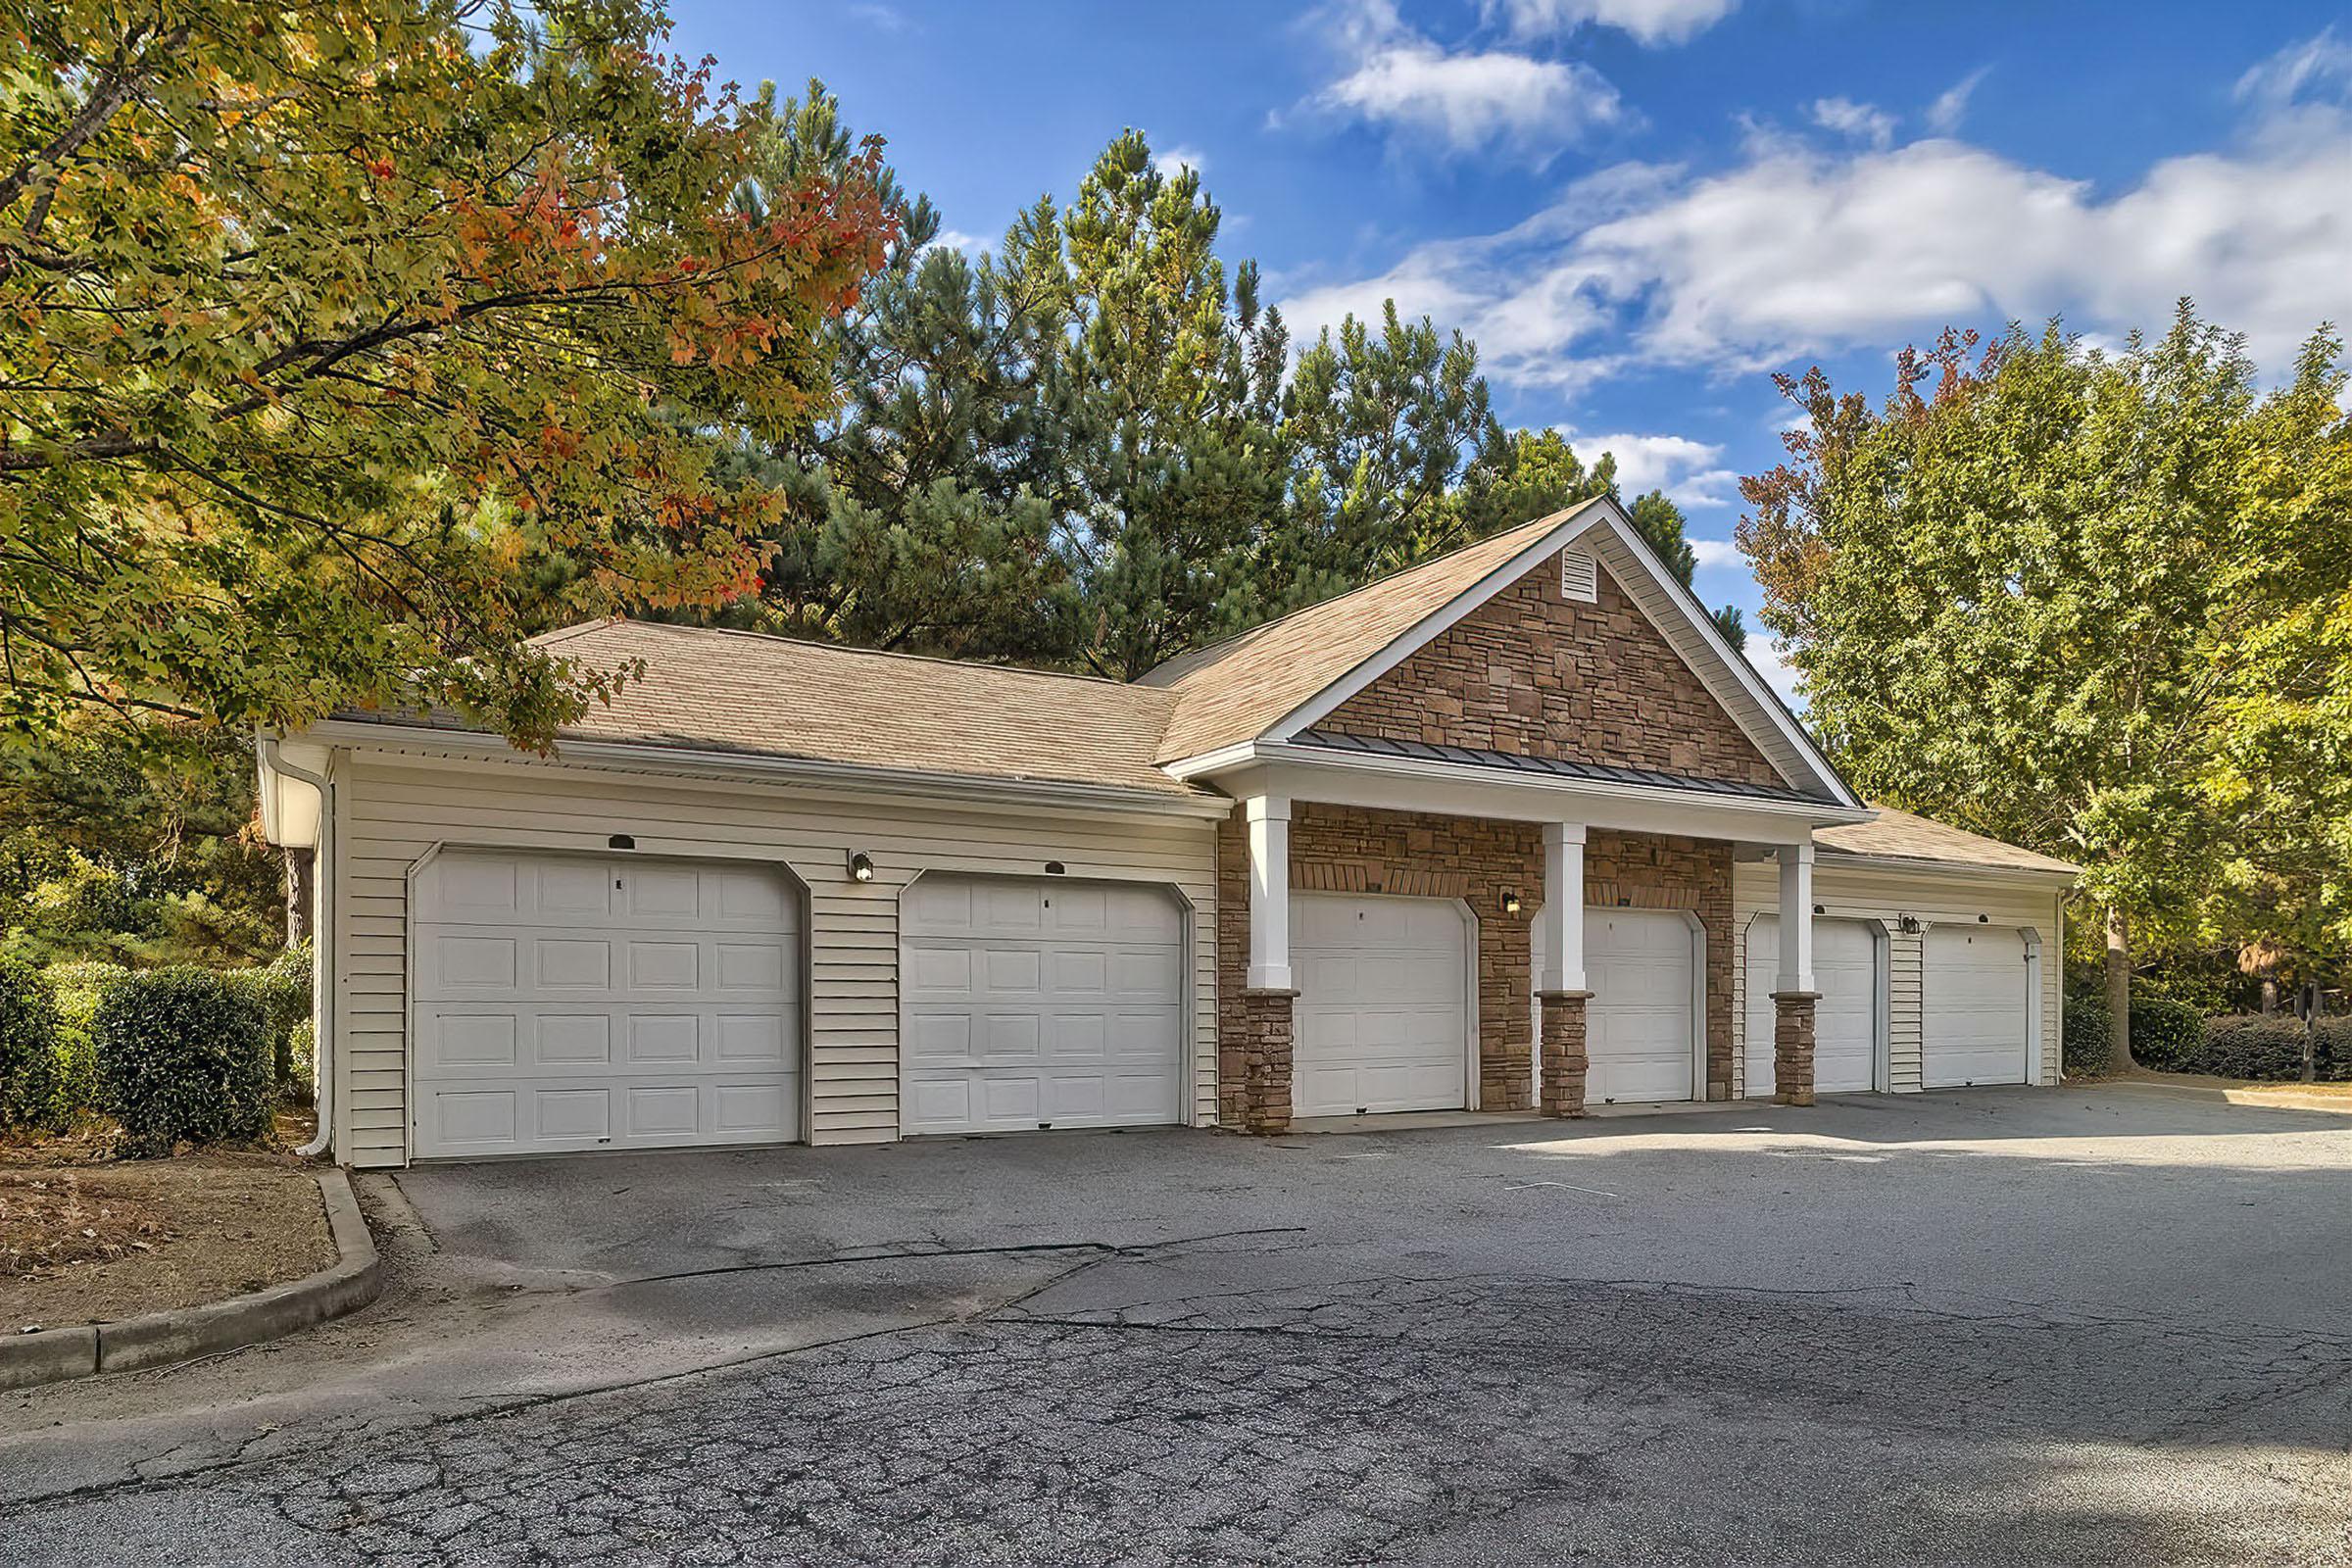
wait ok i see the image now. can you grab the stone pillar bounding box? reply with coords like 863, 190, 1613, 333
1772, 992, 1819, 1107
1538, 989, 1593, 1117
1238, 988, 1298, 1134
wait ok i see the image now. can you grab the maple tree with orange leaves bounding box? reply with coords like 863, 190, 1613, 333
0, 0, 898, 754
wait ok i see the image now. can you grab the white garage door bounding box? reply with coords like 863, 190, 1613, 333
1745, 917, 1878, 1096
413, 851, 802, 1159
1587, 908, 1699, 1104
1923, 926, 2030, 1087
901, 876, 1184, 1135
1293, 894, 1470, 1117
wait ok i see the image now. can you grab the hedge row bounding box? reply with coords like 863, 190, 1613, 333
0, 949, 312, 1153
2194, 1014, 2352, 1082
2061, 994, 2350, 1082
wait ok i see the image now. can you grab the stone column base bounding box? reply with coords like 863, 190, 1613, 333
1234, 988, 1298, 1134
1771, 991, 1820, 1107
1537, 990, 1593, 1118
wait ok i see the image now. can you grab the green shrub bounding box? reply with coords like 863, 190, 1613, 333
0, 956, 66, 1130
2061, 995, 2113, 1077
94, 966, 274, 1155
285, 1018, 317, 1108
2128, 996, 2204, 1069
47, 960, 128, 1120
2197, 1014, 2352, 1082
225, 943, 312, 1099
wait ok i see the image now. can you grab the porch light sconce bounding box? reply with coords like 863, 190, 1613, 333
1502, 891, 1522, 916
1044, 861, 1066, 876
1977, 912, 1990, 923
1898, 913, 1922, 935
848, 850, 875, 883
608, 834, 635, 851
1813, 903, 1825, 915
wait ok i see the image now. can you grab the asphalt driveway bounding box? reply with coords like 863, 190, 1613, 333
4, 1087, 2348, 1565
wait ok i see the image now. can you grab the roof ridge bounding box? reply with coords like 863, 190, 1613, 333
1142, 499, 1606, 686
540, 618, 1159, 697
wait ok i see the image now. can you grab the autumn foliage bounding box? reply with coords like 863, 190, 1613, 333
0, 0, 898, 751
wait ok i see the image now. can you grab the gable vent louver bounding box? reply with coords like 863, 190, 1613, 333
1559, 548, 1598, 603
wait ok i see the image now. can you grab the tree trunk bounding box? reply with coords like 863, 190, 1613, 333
285, 846, 316, 946
2104, 904, 2133, 1072
2302, 982, 2320, 1085
2261, 978, 2278, 1015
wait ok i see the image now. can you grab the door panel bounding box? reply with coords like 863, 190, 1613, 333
902, 875, 1184, 1135
1292, 894, 1470, 1117
412, 851, 802, 1159
1587, 909, 1699, 1103
1923, 927, 2030, 1087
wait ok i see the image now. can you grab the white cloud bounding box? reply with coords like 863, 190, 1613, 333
1154, 144, 1209, 178
929, 229, 988, 256
1303, 0, 1625, 163
1688, 538, 1744, 570
1491, 0, 1740, 47
2234, 25, 2351, 112
1570, 431, 1739, 508
1746, 637, 1807, 708
847, 2, 910, 31
1277, 62, 2352, 389
1809, 96, 1895, 149
1926, 67, 1990, 135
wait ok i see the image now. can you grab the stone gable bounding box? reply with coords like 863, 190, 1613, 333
1319, 554, 1786, 790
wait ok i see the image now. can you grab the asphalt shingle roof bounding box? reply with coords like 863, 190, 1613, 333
1820, 806, 2080, 875
1137, 502, 1606, 762
356, 620, 1208, 800
323, 543, 2074, 882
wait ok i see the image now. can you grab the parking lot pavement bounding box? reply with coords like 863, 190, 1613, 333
4, 1089, 2347, 1565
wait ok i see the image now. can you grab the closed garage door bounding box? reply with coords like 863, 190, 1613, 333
1745, 917, 1878, 1096
413, 850, 803, 1159
1293, 894, 1470, 1117
902, 875, 1184, 1135
1924, 926, 2030, 1087
1587, 908, 1699, 1104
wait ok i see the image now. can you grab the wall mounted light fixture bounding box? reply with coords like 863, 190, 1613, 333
1898, 913, 1922, 934
608, 834, 635, 851
848, 850, 875, 883
1502, 891, 1522, 916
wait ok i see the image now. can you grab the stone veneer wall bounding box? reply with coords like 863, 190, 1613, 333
1215, 803, 1736, 1126
1319, 559, 1786, 791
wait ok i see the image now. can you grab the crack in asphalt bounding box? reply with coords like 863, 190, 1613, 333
0, 1227, 1313, 1515
601, 1225, 1311, 1294
4, 1264, 2345, 1567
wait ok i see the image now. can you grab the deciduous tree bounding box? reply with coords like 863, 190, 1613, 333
1740, 306, 2351, 1066
1, 0, 896, 755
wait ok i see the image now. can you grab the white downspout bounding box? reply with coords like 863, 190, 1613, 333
262, 738, 335, 1159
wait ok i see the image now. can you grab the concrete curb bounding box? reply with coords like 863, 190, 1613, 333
1, 1168, 381, 1392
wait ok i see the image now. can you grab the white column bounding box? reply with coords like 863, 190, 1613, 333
1777, 841, 1816, 993
1245, 793, 1293, 991
1542, 822, 1587, 993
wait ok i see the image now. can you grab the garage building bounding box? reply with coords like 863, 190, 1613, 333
261, 498, 2075, 1165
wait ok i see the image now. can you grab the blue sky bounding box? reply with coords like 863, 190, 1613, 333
661, 0, 2352, 697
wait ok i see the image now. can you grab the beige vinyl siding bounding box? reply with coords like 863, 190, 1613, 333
1732, 858, 2065, 1095
327, 747, 1219, 1166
